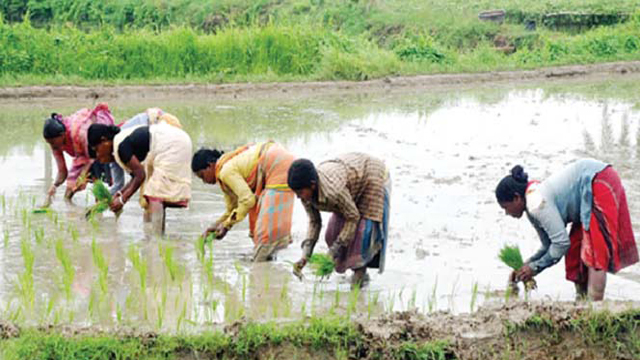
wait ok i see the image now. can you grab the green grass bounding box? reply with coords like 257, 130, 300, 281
0, 2, 640, 85
0, 315, 452, 360
2, 308, 636, 360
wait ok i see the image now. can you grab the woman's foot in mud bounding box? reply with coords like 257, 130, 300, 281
351, 268, 369, 288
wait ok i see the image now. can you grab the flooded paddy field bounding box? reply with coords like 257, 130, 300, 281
0, 73, 639, 334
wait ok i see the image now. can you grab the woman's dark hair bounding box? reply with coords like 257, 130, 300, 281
87, 124, 121, 158
43, 113, 66, 139
495, 165, 529, 203
287, 159, 318, 191
191, 148, 224, 172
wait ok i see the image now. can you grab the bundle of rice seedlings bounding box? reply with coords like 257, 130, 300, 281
308, 253, 335, 278
498, 245, 524, 270
85, 180, 116, 220
498, 244, 536, 291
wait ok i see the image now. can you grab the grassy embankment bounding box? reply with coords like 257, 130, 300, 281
0, 308, 639, 360
1, 0, 640, 85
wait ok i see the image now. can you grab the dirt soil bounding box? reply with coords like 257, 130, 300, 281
2, 61, 640, 101
354, 300, 640, 360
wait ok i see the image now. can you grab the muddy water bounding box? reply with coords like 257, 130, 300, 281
0, 74, 639, 332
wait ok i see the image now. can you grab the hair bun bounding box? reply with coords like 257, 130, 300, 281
510, 165, 528, 183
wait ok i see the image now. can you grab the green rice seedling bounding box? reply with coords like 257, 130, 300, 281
271, 300, 279, 318
33, 226, 44, 245
319, 284, 325, 301
449, 276, 459, 312
68, 224, 79, 243
21, 208, 28, 227
307, 253, 335, 278
116, 303, 123, 325
17, 237, 35, 310
159, 243, 181, 282
428, 276, 438, 313
279, 279, 289, 303
333, 284, 341, 313
88, 289, 97, 319
264, 271, 271, 292
241, 274, 247, 303
1, 193, 5, 215
408, 288, 417, 310
157, 288, 167, 330
196, 232, 217, 260
470, 281, 479, 313
300, 302, 306, 317
45, 297, 55, 323
387, 291, 396, 313
55, 238, 75, 300
177, 301, 187, 332
498, 244, 537, 290
367, 291, 380, 319
128, 245, 148, 291
91, 237, 109, 294
4, 226, 9, 247
347, 284, 361, 318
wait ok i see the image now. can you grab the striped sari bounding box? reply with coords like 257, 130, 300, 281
217, 142, 296, 261
565, 166, 638, 283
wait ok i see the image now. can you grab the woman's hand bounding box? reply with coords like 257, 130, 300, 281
293, 257, 307, 280
328, 242, 345, 262
109, 193, 124, 213
515, 264, 535, 283
214, 223, 229, 240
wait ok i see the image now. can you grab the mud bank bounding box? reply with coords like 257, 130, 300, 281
2, 61, 640, 101
1, 301, 638, 360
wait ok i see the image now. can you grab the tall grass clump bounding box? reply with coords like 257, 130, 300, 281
0, 22, 326, 81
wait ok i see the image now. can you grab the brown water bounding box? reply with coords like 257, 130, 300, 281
1, 75, 639, 332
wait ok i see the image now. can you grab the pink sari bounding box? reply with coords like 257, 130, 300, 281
58, 103, 115, 188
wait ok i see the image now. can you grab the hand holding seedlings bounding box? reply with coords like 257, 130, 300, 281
515, 264, 536, 283
109, 192, 124, 213
307, 253, 335, 279
85, 180, 121, 220
292, 258, 307, 281
202, 226, 221, 242
214, 223, 228, 240
499, 244, 537, 291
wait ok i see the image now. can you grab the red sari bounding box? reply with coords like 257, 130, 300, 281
565, 166, 638, 283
